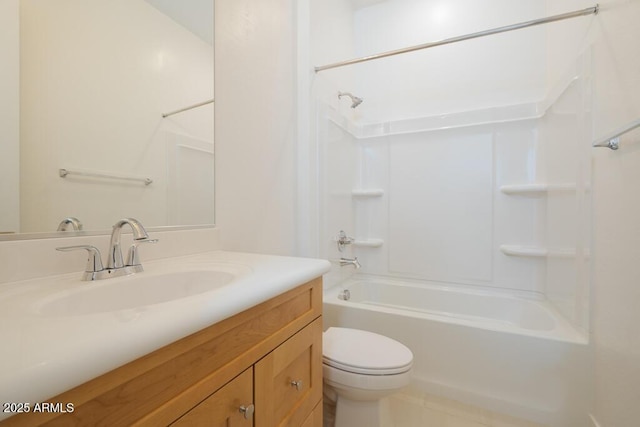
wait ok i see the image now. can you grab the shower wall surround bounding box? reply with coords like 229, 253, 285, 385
318, 71, 590, 332
316, 85, 592, 424
312, 0, 591, 337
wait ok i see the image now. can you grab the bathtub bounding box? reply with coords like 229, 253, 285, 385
323, 276, 590, 427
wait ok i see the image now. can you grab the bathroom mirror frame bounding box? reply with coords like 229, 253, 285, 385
1, 0, 216, 241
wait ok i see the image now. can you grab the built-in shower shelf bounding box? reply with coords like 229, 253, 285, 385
500, 245, 582, 258
352, 189, 384, 198
500, 245, 548, 257
500, 183, 577, 195
353, 239, 384, 248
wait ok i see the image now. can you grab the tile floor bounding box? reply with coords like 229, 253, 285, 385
385, 389, 547, 427
325, 387, 547, 427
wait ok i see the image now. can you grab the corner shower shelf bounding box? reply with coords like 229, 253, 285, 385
500, 245, 581, 258
500, 183, 577, 195
500, 245, 548, 257
352, 239, 384, 248
352, 189, 384, 198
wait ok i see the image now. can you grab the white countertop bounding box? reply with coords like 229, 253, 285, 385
0, 250, 330, 416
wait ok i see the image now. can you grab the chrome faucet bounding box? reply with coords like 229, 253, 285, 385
57, 217, 83, 231
57, 218, 157, 281
106, 218, 150, 270
339, 257, 361, 269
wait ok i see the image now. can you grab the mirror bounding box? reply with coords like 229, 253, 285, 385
0, 0, 214, 239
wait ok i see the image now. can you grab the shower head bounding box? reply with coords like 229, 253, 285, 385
338, 91, 363, 108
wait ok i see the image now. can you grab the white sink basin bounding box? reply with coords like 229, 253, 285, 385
36, 267, 247, 316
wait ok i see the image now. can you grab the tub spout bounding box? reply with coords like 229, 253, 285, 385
339, 257, 361, 269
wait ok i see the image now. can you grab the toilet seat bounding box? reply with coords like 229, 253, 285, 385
323, 327, 413, 375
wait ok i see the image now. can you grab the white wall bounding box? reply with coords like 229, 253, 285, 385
19, 0, 213, 233
350, 0, 546, 123
215, 0, 298, 255
0, 0, 20, 234
306, 0, 359, 274
545, 1, 640, 426
310, 0, 356, 103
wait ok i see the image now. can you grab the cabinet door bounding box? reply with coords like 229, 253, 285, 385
172, 368, 254, 427
300, 402, 323, 427
255, 318, 323, 427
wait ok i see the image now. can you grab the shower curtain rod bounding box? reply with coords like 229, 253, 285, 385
593, 117, 640, 150
162, 98, 214, 118
314, 5, 599, 73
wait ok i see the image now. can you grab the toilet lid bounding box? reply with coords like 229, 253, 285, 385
323, 327, 413, 375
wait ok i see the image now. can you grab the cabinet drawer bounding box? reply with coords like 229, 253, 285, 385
255, 318, 323, 427
172, 368, 254, 427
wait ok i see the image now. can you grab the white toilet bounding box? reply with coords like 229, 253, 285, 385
322, 327, 413, 427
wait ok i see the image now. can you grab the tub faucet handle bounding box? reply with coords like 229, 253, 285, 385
336, 230, 355, 252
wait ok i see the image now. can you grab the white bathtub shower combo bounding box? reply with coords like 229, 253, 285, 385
314, 77, 592, 423
309, 2, 594, 426
323, 277, 588, 426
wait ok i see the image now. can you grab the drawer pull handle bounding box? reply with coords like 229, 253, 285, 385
290, 380, 303, 391
239, 404, 255, 419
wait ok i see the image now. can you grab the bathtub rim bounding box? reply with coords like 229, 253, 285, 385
323, 274, 588, 345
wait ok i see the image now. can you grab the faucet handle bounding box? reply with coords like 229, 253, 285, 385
336, 230, 355, 252
125, 239, 158, 267
56, 245, 104, 277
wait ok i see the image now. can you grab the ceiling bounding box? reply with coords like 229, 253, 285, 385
144, 0, 213, 45
351, 0, 388, 10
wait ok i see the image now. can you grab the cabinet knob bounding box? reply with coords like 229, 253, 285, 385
239, 404, 255, 420
290, 380, 303, 391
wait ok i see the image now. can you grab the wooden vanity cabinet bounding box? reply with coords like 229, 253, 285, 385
171, 318, 323, 427
171, 368, 254, 427
1, 278, 323, 427
255, 320, 322, 427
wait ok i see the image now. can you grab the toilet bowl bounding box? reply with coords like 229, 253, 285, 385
323, 327, 413, 427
